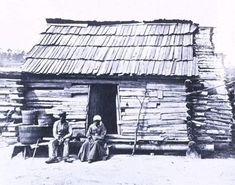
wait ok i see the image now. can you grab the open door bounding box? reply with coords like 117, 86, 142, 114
88, 84, 117, 134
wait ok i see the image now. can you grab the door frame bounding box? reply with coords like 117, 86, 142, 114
86, 83, 119, 134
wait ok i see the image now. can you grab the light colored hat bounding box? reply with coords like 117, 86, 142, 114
93, 115, 102, 122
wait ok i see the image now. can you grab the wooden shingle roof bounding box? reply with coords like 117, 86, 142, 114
23, 19, 199, 77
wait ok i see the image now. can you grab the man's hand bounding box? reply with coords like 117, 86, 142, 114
58, 137, 64, 145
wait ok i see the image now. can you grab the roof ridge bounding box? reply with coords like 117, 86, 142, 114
46, 18, 197, 26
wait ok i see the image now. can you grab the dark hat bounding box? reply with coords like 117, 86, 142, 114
59, 111, 67, 117
188, 141, 196, 147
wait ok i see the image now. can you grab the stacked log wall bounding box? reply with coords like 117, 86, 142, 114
23, 77, 90, 137
192, 27, 233, 149
118, 80, 189, 143
228, 88, 235, 145
0, 69, 23, 144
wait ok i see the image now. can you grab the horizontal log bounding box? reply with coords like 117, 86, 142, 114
120, 101, 157, 108
124, 108, 160, 114
122, 108, 187, 116
111, 143, 214, 152
214, 143, 231, 150
206, 129, 231, 135
148, 125, 187, 130
205, 113, 232, 120
205, 117, 232, 124
207, 103, 231, 109
0, 90, 22, 95
106, 134, 135, 139
25, 90, 71, 98
107, 138, 135, 143
192, 120, 206, 127
25, 104, 53, 109
121, 114, 161, 121
8, 95, 24, 101
0, 70, 22, 77
119, 119, 186, 125
121, 129, 188, 136
198, 144, 214, 151
3, 136, 18, 144
25, 100, 88, 107
0, 79, 22, 83
27, 82, 66, 89
7, 124, 21, 132
193, 105, 209, 111
0, 84, 23, 88
25, 78, 122, 85
163, 91, 186, 97
158, 102, 186, 108
111, 143, 188, 151
120, 96, 187, 103
197, 129, 231, 136
197, 136, 214, 142
119, 87, 146, 92
25, 101, 61, 106
65, 86, 89, 92
161, 113, 187, 120
28, 83, 85, 90
2, 131, 18, 137
0, 106, 22, 112
146, 83, 185, 91
119, 91, 148, 97
0, 102, 23, 107
25, 97, 88, 105
120, 125, 187, 133
119, 121, 186, 128
204, 120, 231, 127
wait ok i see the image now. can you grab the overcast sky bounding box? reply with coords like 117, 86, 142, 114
0, 0, 234, 65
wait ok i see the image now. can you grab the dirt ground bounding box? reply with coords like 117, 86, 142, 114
0, 146, 235, 185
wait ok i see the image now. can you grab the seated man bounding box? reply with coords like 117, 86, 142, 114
45, 111, 73, 163
78, 115, 107, 163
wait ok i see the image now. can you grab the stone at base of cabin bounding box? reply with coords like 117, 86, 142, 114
186, 141, 201, 159
214, 142, 232, 151
186, 148, 201, 159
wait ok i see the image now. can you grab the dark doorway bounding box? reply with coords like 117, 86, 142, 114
88, 84, 117, 134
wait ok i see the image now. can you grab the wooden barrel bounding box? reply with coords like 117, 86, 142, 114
38, 113, 54, 126
19, 125, 53, 144
21, 110, 36, 125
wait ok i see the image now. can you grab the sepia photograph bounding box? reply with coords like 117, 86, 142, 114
0, 0, 235, 184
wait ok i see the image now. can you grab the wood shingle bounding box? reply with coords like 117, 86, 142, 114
23, 19, 199, 76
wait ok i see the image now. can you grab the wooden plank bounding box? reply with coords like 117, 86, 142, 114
161, 113, 187, 120
124, 108, 161, 114
147, 83, 185, 90
120, 101, 157, 108
111, 143, 188, 151
121, 113, 161, 121
25, 90, 70, 98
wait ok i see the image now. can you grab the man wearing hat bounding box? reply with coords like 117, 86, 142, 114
46, 111, 73, 163
78, 115, 107, 163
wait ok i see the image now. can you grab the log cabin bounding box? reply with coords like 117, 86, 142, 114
21, 18, 233, 153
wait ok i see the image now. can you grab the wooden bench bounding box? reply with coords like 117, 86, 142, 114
11, 137, 86, 159
31, 137, 87, 158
